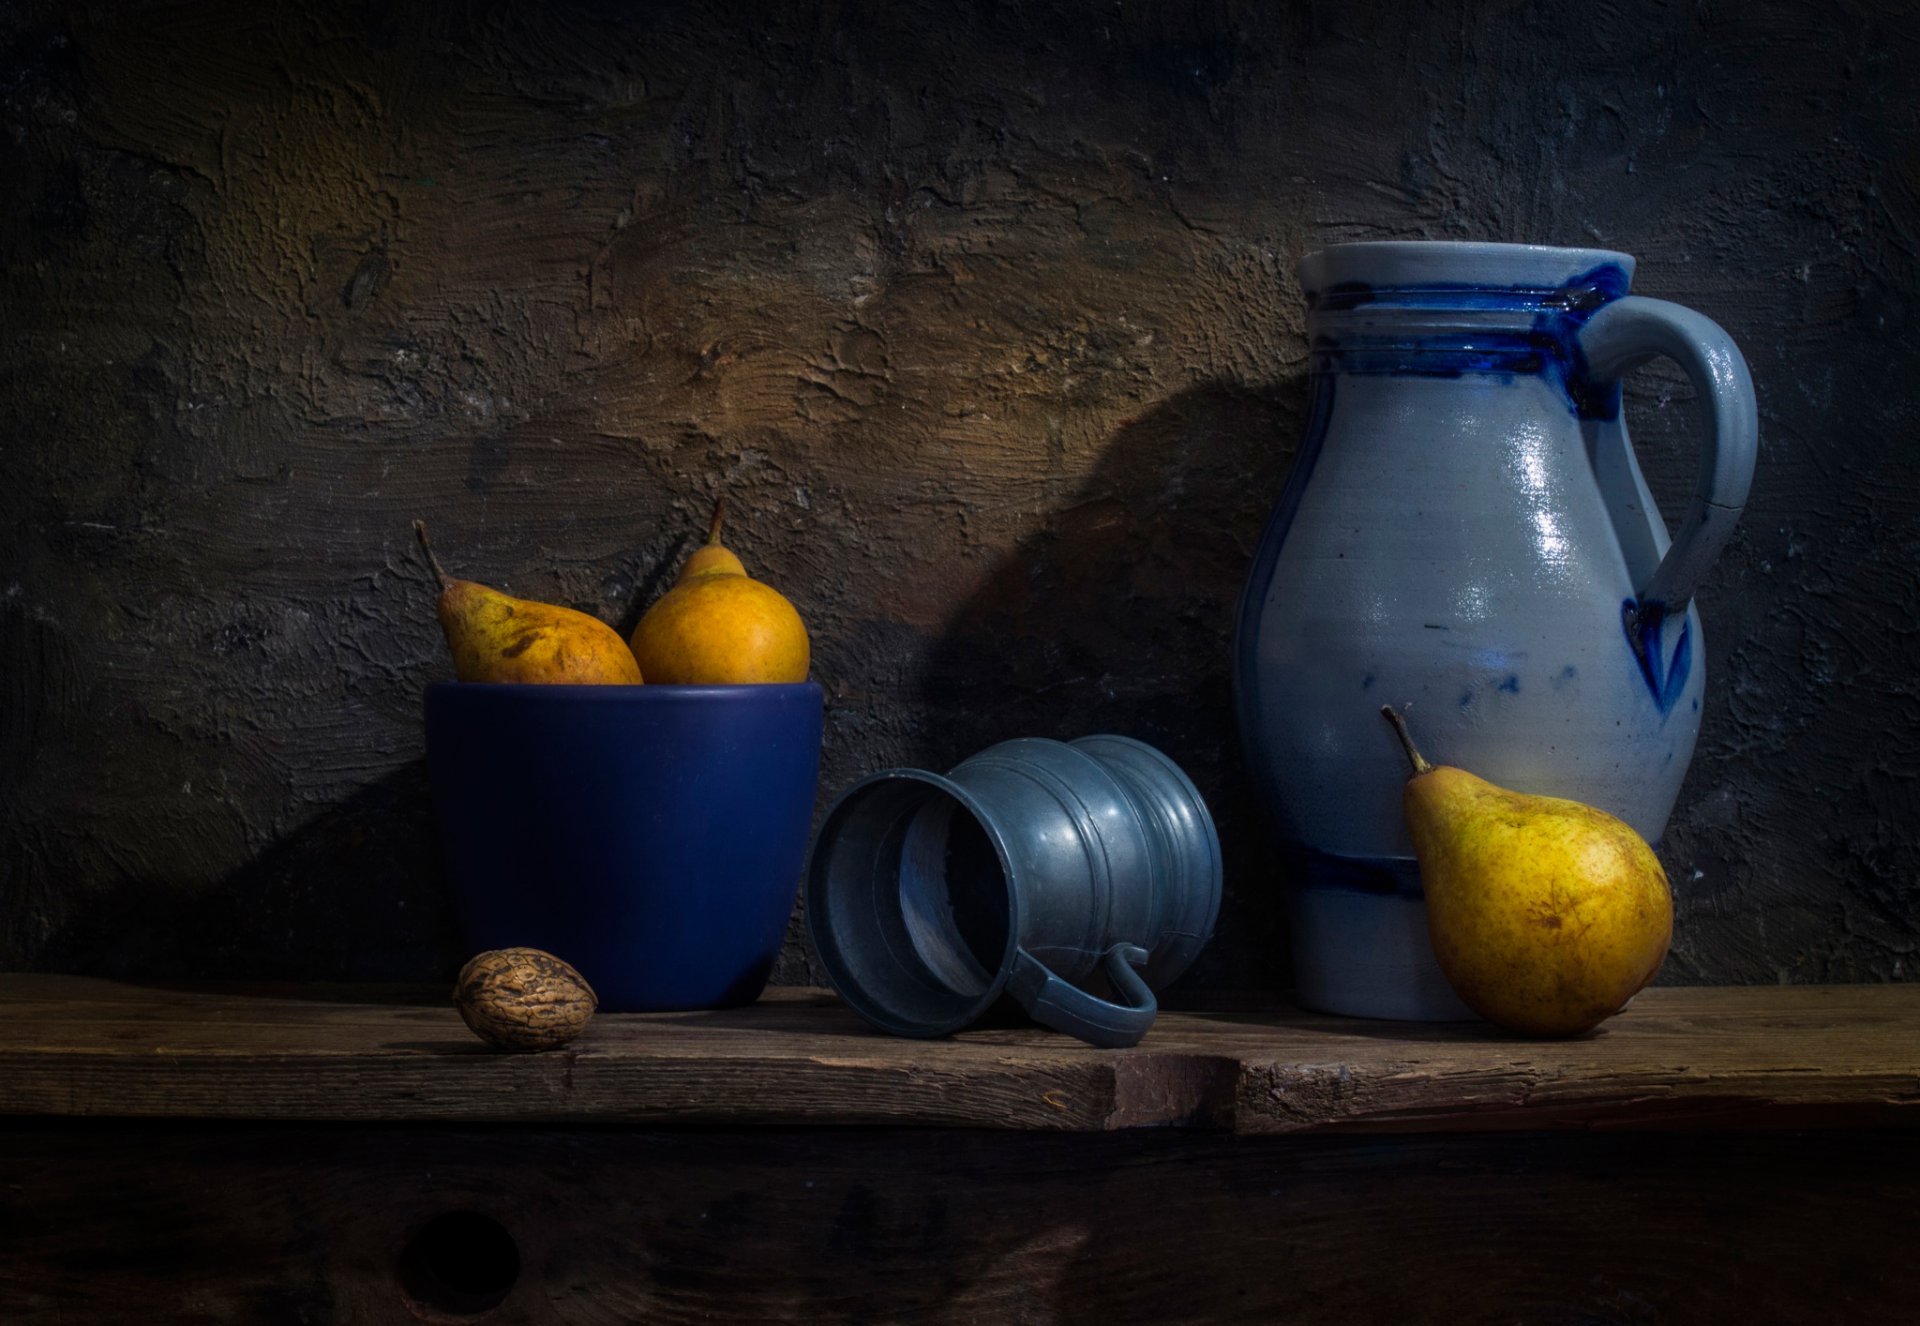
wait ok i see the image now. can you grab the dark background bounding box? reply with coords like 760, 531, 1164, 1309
2, 0, 1914, 991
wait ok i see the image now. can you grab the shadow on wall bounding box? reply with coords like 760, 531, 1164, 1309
917, 377, 1308, 991
35, 762, 461, 983
27, 538, 708, 985
32, 384, 1311, 992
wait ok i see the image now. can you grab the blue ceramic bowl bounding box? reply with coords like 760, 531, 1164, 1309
425, 682, 824, 1011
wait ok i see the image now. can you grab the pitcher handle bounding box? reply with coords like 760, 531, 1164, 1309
1576, 296, 1758, 619
1007, 944, 1156, 1049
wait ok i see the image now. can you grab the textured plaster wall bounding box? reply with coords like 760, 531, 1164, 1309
2, 0, 1915, 988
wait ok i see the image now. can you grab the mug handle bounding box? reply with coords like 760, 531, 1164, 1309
1576, 296, 1759, 621
1007, 944, 1156, 1049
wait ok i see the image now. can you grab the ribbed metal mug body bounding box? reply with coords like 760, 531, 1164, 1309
806, 735, 1220, 1047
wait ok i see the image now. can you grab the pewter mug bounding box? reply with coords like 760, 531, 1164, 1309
1235, 241, 1758, 1020
806, 735, 1221, 1048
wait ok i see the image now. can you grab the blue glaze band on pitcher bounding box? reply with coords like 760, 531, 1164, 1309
1233, 241, 1757, 1021
1625, 598, 1693, 714
1306, 263, 1630, 420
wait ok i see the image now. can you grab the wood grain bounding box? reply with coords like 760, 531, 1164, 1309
2, 1124, 1915, 1324
1, 975, 1915, 1132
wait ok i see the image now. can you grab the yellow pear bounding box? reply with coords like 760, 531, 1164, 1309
629, 498, 809, 685
1380, 706, 1671, 1036
415, 521, 643, 685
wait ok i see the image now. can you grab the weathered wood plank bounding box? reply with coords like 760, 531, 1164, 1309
0, 980, 1124, 1131
2, 1124, 1916, 1324
0, 976, 1915, 1132
3, 974, 1920, 1128
1168, 984, 1920, 1133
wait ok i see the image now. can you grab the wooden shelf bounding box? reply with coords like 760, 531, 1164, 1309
2, 975, 1915, 1133
7, 976, 1918, 1323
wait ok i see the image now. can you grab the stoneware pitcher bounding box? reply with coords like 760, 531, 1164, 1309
1235, 240, 1757, 1020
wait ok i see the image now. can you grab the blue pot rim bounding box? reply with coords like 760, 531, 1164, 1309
425, 680, 823, 703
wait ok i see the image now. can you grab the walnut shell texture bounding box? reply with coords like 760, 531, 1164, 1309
453, 948, 598, 1052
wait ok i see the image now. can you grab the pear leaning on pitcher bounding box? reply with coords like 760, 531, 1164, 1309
1380, 706, 1672, 1036
414, 521, 644, 684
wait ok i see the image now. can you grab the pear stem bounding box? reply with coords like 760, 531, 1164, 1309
1380, 705, 1434, 776
705, 496, 727, 546
412, 520, 451, 593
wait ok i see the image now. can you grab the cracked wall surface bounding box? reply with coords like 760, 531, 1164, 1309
3, 0, 1915, 988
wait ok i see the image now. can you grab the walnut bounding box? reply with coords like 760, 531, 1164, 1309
453, 948, 598, 1052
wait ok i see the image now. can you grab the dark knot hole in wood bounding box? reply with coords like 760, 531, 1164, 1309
397, 1210, 520, 1319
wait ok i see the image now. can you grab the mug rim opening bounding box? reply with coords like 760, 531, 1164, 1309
807, 769, 1021, 1038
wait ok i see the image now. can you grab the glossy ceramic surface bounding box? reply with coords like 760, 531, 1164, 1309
806, 735, 1221, 1048
1235, 241, 1757, 1020
426, 682, 824, 1011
